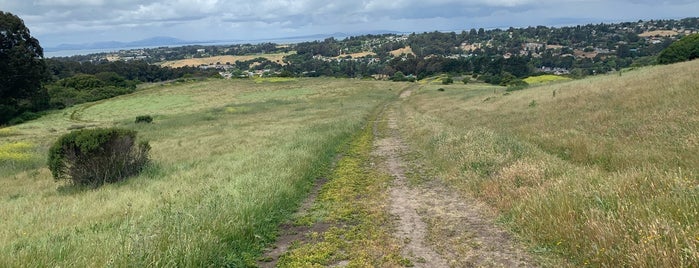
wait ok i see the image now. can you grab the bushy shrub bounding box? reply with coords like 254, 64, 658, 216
442, 77, 454, 85
7, 111, 41, 125
657, 34, 699, 64
135, 115, 153, 124
47, 128, 150, 186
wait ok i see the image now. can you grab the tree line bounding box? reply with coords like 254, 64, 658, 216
1, 11, 220, 125
3, 10, 699, 125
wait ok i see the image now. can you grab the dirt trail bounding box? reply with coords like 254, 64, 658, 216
257, 177, 331, 268
259, 88, 537, 267
374, 89, 536, 267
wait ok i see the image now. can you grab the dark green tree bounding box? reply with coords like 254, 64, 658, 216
657, 34, 699, 64
0, 11, 48, 124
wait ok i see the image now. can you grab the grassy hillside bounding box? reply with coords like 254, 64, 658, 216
398, 60, 699, 266
0, 78, 399, 266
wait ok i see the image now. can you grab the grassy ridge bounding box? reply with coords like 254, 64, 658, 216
0, 78, 398, 266
398, 60, 699, 266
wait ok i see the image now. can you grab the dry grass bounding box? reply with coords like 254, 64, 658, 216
160, 52, 293, 68
639, 30, 679, 37
390, 46, 415, 57
340, 51, 376, 58
397, 60, 699, 267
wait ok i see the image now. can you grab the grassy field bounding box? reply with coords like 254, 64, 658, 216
0, 78, 399, 266
4, 60, 698, 267
398, 60, 699, 266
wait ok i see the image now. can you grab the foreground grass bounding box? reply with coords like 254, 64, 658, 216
399, 60, 699, 266
0, 78, 398, 266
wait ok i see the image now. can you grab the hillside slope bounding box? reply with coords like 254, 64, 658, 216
398, 60, 699, 266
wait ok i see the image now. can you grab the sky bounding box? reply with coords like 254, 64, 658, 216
2, 0, 699, 48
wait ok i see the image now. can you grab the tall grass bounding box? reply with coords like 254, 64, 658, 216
0, 78, 397, 266
398, 60, 699, 266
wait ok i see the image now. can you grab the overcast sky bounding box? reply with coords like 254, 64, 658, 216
2, 0, 698, 47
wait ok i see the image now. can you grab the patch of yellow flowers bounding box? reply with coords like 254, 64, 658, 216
0, 142, 34, 161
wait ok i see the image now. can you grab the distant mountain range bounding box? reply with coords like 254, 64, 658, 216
44, 31, 403, 52
44, 36, 214, 52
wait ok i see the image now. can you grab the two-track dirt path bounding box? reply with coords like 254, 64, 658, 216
259, 87, 539, 267
373, 88, 537, 267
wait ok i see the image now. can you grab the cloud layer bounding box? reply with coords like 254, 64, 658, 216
1, 0, 698, 46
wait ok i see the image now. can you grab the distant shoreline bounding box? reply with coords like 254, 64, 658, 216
43, 36, 355, 58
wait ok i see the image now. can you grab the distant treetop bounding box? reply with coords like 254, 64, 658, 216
657, 34, 699, 64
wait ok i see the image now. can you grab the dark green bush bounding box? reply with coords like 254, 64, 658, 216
7, 111, 41, 125
442, 77, 454, 85
657, 34, 699, 64
47, 128, 150, 186
135, 115, 153, 124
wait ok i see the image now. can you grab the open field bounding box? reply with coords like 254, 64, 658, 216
398, 60, 699, 266
160, 52, 293, 68
639, 30, 680, 37
390, 46, 415, 56
0, 78, 400, 266
3, 60, 699, 267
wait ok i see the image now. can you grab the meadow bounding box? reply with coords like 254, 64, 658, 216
3, 60, 699, 267
0, 78, 399, 266
397, 60, 699, 266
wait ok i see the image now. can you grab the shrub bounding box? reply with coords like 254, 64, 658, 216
47, 128, 150, 186
7, 111, 41, 125
462, 77, 470, 84
437, 88, 445, 92
442, 77, 454, 85
135, 115, 153, 124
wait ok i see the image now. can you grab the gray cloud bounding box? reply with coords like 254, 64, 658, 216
0, 0, 697, 46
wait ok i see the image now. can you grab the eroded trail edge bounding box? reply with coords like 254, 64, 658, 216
375, 89, 537, 267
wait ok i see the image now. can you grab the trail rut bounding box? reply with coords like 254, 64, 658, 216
374, 89, 537, 267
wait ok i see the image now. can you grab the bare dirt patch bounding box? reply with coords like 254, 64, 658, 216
374, 89, 538, 267
257, 177, 331, 268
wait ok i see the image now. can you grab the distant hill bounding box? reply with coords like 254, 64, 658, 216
45, 30, 404, 53
45, 37, 209, 52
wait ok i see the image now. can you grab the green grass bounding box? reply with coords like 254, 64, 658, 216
524, 74, 572, 85
7, 61, 698, 266
397, 60, 699, 267
0, 78, 399, 267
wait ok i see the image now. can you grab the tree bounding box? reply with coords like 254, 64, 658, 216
0, 11, 48, 124
657, 34, 699, 64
